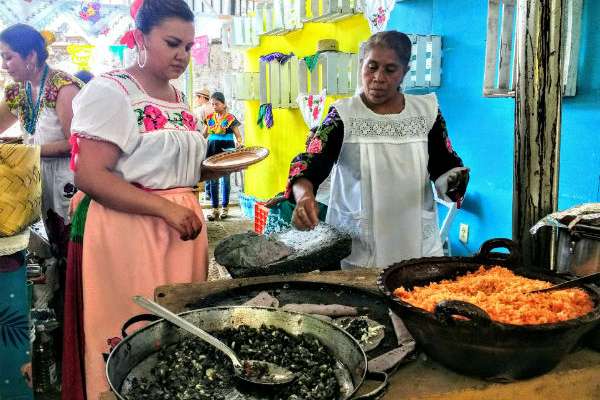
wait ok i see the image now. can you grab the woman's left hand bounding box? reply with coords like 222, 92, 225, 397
160, 203, 203, 240
446, 167, 470, 202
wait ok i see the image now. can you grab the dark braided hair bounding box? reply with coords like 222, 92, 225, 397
0, 24, 49, 67
136, 0, 194, 34
363, 31, 412, 69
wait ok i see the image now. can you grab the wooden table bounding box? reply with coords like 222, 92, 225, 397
101, 269, 600, 400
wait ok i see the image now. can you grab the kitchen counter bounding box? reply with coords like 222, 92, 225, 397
100, 269, 600, 400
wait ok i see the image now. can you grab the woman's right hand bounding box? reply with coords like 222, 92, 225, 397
160, 204, 203, 241
292, 191, 319, 230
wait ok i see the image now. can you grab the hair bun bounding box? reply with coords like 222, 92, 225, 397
40, 30, 56, 47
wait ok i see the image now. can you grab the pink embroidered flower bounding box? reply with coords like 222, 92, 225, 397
4, 84, 23, 110
46, 85, 59, 104
307, 95, 313, 109
376, 7, 386, 25
445, 137, 454, 153
143, 104, 167, 131
181, 111, 197, 131
289, 161, 307, 177
6, 84, 20, 99
307, 137, 323, 154
312, 106, 320, 121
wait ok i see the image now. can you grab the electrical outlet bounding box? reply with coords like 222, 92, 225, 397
459, 223, 469, 244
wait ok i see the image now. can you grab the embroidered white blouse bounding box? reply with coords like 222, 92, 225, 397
70, 71, 207, 189
285, 93, 466, 268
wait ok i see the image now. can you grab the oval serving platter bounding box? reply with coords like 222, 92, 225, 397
202, 146, 269, 172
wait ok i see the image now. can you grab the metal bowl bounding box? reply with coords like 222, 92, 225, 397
106, 306, 387, 399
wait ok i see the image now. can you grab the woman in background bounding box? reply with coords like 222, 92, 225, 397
0, 28, 81, 394
202, 91, 243, 220
194, 88, 213, 201
193, 87, 213, 128
0, 24, 81, 262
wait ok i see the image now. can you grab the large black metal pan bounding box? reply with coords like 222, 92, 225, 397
106, 306, 388, 399
377, 238, 600, 381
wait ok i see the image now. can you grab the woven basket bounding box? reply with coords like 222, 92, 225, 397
0, 144, 41, 237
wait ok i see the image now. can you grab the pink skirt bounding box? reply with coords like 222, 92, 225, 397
81, 188, 208, 399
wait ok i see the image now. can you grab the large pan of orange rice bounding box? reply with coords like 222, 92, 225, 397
377, 238, 600, 380
392, 266, 595, 325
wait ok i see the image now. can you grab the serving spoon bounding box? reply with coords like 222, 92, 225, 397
132, 296, 296, 387
528, 272, 600, 294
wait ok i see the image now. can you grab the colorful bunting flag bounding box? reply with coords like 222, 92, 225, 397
364, 0, 396, 33
191, 35, 210, 66
297, 90, 326, 129
67, 44, 94, 71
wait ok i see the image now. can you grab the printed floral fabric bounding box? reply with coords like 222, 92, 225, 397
284, 107, 343, 199
0, 252, 32, 400
3, 84, 23, 115
46, 71, 84, 108
205, 112, 240, 135
284, 106, 464, 201
4, 70, 83, 130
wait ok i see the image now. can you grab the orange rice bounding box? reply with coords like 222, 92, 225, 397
393, 266, 595, 325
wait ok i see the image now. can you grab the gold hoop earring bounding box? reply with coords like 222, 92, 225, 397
137, 46, 147, 69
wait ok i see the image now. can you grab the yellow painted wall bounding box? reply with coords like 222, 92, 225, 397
243, 15, 371, 200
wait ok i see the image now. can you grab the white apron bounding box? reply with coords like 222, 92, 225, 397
328, 93, 443, 269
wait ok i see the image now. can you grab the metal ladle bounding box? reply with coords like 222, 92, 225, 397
132, 296, 296, 387
528, 272, 600, 294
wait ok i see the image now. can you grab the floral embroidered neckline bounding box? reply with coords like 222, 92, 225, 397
110, 70, 182, 104
4, 69, 82, 134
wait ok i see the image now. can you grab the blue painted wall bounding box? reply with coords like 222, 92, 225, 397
560, 0, 600, 208
388, 0, 600, 256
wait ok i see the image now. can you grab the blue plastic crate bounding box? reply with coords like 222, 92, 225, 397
239, 193, 256, 219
